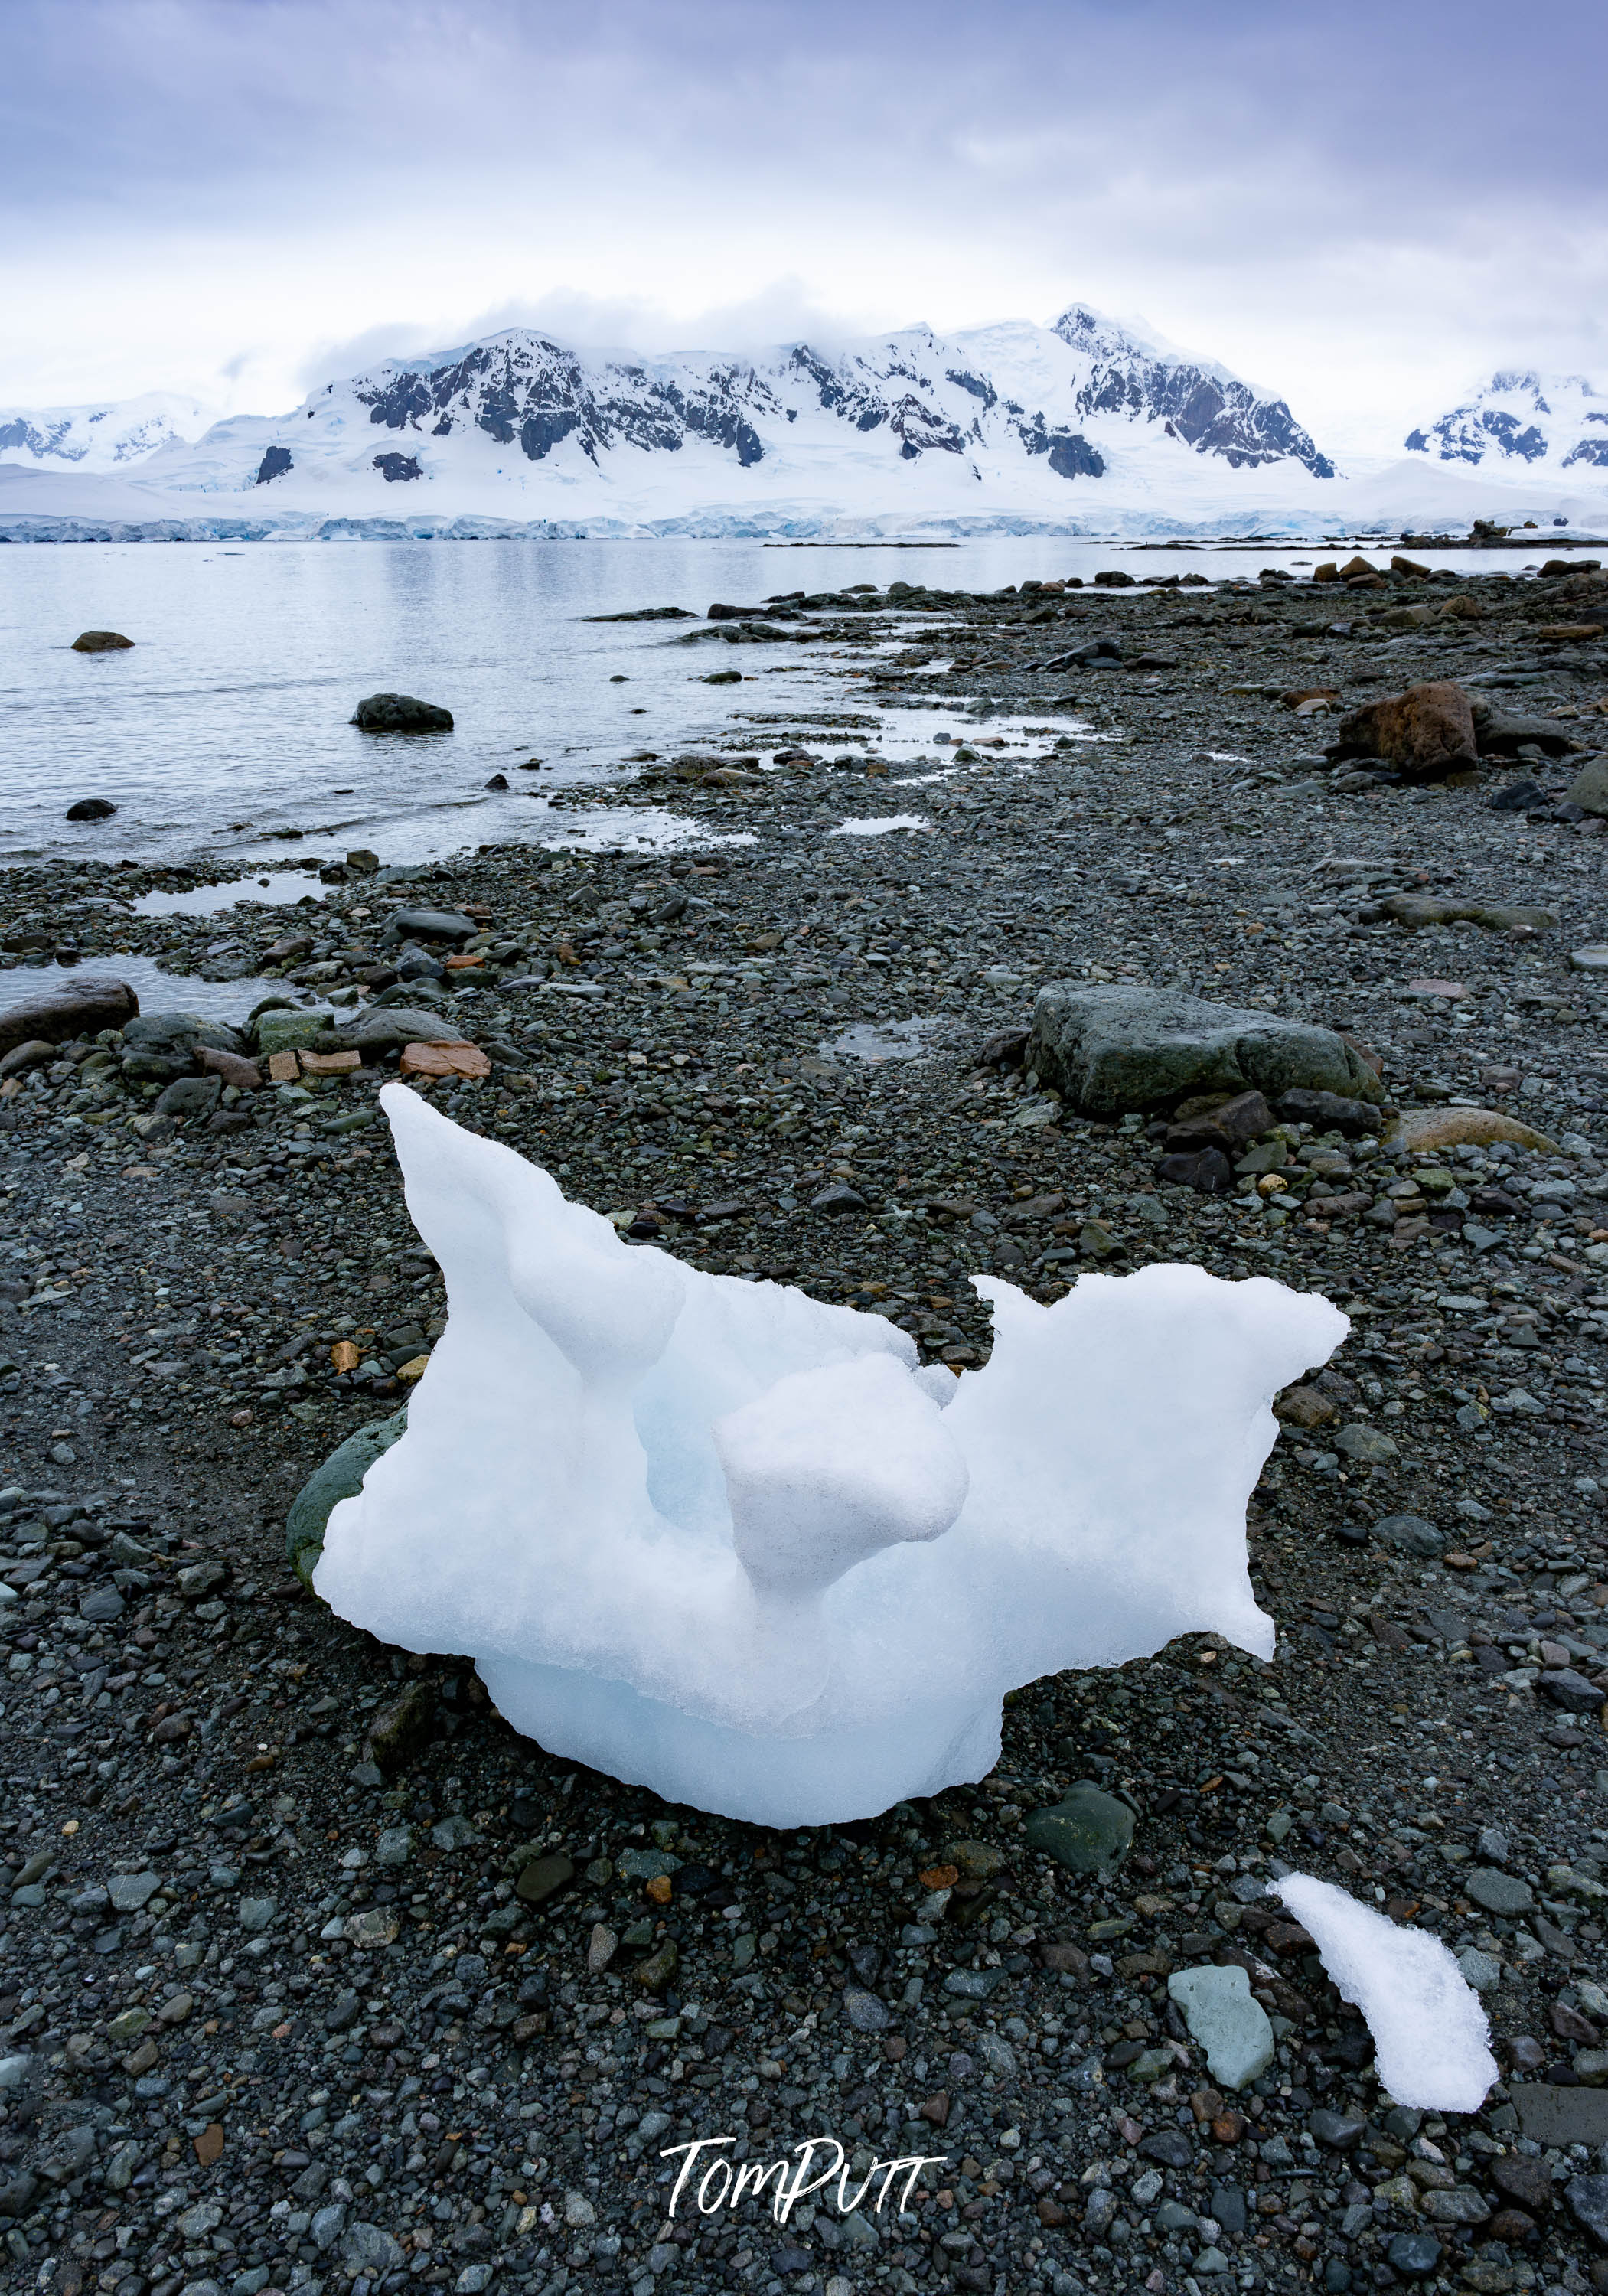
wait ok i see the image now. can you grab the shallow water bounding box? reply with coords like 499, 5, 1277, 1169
0, 952, 330, 1027
0, 533, 1550, 871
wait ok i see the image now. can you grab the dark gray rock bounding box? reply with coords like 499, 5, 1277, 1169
1465, 1867, 1534, 1916
154, 1074, 223, 1120
843, 1986, 892, 2032
66, 797, 117, 820
1028, 985, 1385, 1116
287, 1407, 409, 1587
1385, 2232, 1441, 2278
351, 694, 454, 733
1372, 1513, 1443, 1558
1275, 1088, 1384, 1136
340, 2223, 404, 2274
328, 1009, 472, 1056
380, 907, 478, 946
1540, 1666, 1606, 1712
1025, 1782, 1134, 1874
1567, 2174, 1608, 2247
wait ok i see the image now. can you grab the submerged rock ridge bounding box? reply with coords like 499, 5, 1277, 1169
312, 1084, 1345, 1826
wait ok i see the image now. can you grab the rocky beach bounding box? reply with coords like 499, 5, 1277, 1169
6, 543, 1608, 2296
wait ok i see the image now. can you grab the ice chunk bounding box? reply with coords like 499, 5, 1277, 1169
1274, 1873, 1496, 2113
313, 1084, 1347, 1826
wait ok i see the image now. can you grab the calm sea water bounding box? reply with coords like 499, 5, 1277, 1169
0, 533, 1541, 871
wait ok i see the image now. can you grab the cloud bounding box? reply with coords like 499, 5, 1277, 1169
1, 0, 1605, 444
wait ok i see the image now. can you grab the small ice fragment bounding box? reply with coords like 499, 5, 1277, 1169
1274, 1872, 1496, 2112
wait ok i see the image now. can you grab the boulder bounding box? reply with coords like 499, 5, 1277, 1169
287, 1407, 408, 1587
256, 1010, 337, 1058
1327, 681, 1477, 781
1024, 1782, 1134, 1875
379, 907, 478, 946
124, 1011, 246, 1058
1566, 758, 1608, 817
0, 974, 138, 1061
329, 1008, 473, 1057
351, 693, 453, 733
1028, 985, 1385, 1117
70, 630, 133, 652
1164, 1088, 1274, 1152
0, 1039, 56, 1081
1275, 1088, 1384, 1137
1470, 696, 1581, 758
65, 797, 117, 820
153, 1075, 222, 1120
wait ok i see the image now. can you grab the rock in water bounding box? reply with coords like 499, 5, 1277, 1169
0, 976, 138, 1061
1024, 1782, 1135, 1874
1329, 681, 1478, 781
1276, 1872, 1495, 2112
70, 630, 133, 651
309, 1084, 1347, 1828
1167, 1965, 1274, 2089
65, 797, 117, 820
1028, 986, 1384, 1117
351, 693, 454, 732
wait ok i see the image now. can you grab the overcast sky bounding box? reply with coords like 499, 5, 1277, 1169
4, 0, 1605, 455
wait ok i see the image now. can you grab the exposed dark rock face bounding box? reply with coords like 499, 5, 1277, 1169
254, 445, 293, 484
372, 452, 422, 483
1052, 304, 1335, 475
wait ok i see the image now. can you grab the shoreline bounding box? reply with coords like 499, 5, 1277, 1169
2, 556, 1607, 2288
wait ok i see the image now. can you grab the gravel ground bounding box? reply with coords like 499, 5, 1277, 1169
5, 550, 1608, 2296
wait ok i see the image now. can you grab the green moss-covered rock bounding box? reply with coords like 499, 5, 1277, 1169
286, 1407, 407, 1588
258, 1009, 339, 1058
1024, 1781, 1136, 1875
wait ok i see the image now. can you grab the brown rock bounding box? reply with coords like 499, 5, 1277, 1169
1490, 2154, 1553, 2214
1274, 1384, 1336, 1430
300, 1049, 361, 1075
1331, 680, 1478, 781
196, 1045, 263, 1091
1537, 623, 1605, 643
0, 975, 138, 1060
1385, 1107, 1557, 1155
71, 630, 134, 651
941, 1839, 1005, 1880
1390, 555, 1432, 578
193, 2124, 225, 2167
919, 2092, 952, 2127
266, 1050, 300, 1083
1166, 1088, 1274, 1151
399, 1042, 492, 1081
122, 2037, 158, 2076
0, 1039, 55, 1081
364, 1681, 435, 1776
1338, 556, 1379, 579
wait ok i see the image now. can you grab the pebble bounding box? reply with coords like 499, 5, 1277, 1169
6, 559, 1608, 2291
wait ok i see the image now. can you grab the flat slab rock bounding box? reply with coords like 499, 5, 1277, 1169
1028, 984, 1385, 1117
1515, 2082, 1608, 2150
1023, 1782, 1134, 1874
1167, 1963, 1274, 2090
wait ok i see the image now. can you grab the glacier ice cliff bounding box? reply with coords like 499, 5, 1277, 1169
313, 1083, 1346, 1825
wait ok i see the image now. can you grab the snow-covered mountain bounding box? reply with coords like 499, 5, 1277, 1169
0, 305, 1338, 533
0, 390, 214, 472
3, 311, 1604, 540
1405, 370, 1608, 474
